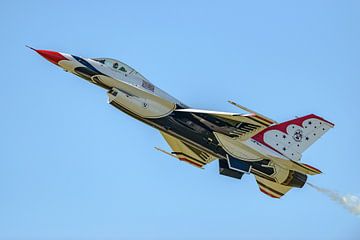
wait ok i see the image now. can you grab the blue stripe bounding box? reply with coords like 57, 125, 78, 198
72, 55, 102, 74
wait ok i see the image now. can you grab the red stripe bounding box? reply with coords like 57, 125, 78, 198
254, 115, 274, 124
179, 157, 202, 167
303, 164, 322, 173
259, 187, 280, 198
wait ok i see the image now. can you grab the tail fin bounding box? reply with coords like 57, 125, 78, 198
252, 114, 334, 161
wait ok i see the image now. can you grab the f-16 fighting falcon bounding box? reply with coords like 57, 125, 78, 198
30, 46, 334, 198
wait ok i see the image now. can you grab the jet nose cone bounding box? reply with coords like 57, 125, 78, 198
28, 46, 68, 65
36, 50, 68, 65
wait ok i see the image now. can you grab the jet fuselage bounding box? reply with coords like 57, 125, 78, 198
31, 48, 334, 198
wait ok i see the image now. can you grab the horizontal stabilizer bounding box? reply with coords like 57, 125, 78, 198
255, 176, 292, 199
289, 161, 322, 175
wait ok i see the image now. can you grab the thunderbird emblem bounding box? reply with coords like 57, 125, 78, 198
293, 129, 303, 142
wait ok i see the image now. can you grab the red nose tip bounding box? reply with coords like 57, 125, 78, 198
35, 49, 68, 65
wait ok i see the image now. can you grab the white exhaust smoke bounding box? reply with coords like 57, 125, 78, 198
307, 183, 360, 216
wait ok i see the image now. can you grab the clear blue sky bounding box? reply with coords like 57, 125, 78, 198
1, 0, 359, 239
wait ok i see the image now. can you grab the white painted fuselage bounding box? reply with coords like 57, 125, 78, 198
32, 48, 334, 198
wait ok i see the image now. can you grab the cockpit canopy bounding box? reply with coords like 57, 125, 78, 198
91, 58, 148, 81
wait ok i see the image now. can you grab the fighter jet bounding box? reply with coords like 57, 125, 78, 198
30, 47, 334, 198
